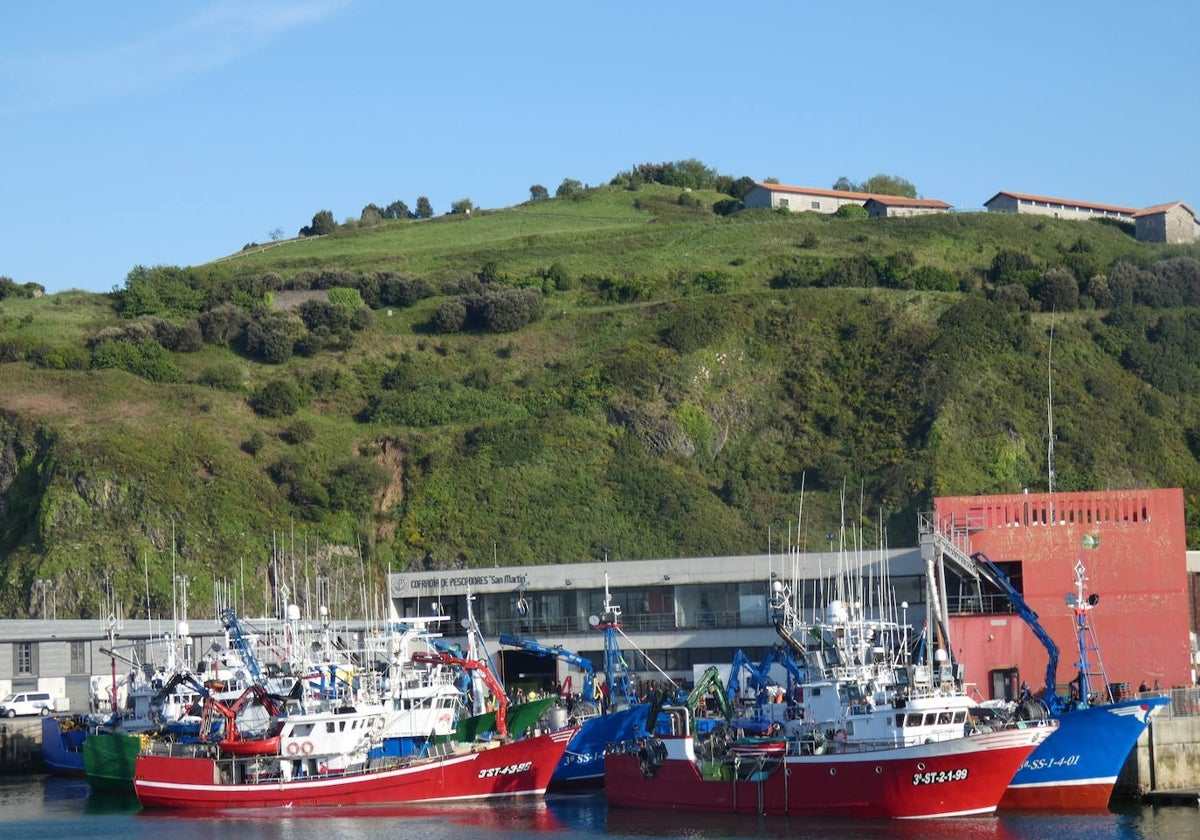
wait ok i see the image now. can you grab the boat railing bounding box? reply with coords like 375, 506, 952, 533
1154, 686, 1200, 718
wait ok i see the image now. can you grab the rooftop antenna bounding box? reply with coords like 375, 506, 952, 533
1047, 314, 1056, 495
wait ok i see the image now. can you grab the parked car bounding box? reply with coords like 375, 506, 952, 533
0, 691, 55, 717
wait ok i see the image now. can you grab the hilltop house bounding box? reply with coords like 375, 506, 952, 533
864, 195, 953, 218
984, 190, 1198, 244
1133, 202, 1200, 244
743, 183, 870, 214
744, 182, 952, 217
983, 190, 1136, 222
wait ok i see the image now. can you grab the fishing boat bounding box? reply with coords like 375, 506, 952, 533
134, 687, 577, 808
964, 551, 1172, 810
605, 669, 1053, 819
41, 715, 90, 777
498, 573, 665, 790
604, 557, 1054, 819
134, 615, 579, 809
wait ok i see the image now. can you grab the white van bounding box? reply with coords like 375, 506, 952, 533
0, 691, 55, 717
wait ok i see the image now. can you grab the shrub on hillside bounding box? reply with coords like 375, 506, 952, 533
769, 259, 823, 289
328, 459, 391, 514
834, 204, 868, 219
662, 310, 715, 353
245, 311, 305, 363
540, 262, 573, 291
199, 304, 250, 346
430, 298, 468, 333
988, 249, 1039, 286
282, 419, 316, 444
90, 338, 183, 383
197, 362, 244, 391
252, 379, 303, 418
908, 264, 959, 292
993, 284, 1032, 312
378, 273, 436, 308
1036, 268, 1080, 311
477, 287, 543, 332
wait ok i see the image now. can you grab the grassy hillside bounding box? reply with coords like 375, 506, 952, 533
2, 183, 1199, 619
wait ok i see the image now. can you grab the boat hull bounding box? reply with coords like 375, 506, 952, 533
550, 704, 650, 790
1000, 696, 1170, 810
41, 717, 87, 777
134, 727, 576, 809
606, 726, 1050, 819
84, 732, 145, 792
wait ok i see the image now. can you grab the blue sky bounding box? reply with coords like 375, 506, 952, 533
3, 1, 1198, 295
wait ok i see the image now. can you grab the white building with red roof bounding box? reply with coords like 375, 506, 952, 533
1132, 202, 1199, 244
744, 182, 952, 217
983, 190, 1136, 221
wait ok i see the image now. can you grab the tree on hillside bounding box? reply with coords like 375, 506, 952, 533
360, 204, 383, 226
529, 184, 549, 201
450, 198, 474, 215
832, 174, 918, 197
556, 178, 584, 199
415, 196, 434, 219
300, 210, 336, 237
384, 200, 411, 220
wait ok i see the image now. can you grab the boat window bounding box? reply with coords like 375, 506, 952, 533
924, 713, 938, 726
938, 712, 952, 725
905, 713, 923, 727
325, 722, 335, 733
953, 711, 966, 724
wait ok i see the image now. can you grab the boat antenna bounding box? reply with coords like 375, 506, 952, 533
1047, 314, 1056, 494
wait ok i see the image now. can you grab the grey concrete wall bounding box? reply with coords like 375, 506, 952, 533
1118, 714, 1200, 797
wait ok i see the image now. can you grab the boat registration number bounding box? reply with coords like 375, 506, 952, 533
912, 768, 969, 785
478, 761, 533, 779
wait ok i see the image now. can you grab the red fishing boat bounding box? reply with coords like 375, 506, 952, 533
135, 712, 577, 809
606, 704, 1051, 819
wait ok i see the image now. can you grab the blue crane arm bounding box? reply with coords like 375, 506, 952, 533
219, 609, 264, 684
725, 649, 754, 702
498, 633, 595, 698
970, 551, 1059, 697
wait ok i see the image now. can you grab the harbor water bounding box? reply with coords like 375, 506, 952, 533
3, 774, 1197, 840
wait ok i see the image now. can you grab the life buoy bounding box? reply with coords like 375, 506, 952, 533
286, 741, 301, 755
301, 740, 314, 755
834, 728, 848, 742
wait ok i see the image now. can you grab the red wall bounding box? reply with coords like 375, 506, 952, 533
937, 488, 1192, 697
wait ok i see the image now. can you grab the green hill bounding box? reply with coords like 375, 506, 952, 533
3, 182, 1200, 619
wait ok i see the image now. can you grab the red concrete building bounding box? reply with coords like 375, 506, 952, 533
928, 488, 1192, 702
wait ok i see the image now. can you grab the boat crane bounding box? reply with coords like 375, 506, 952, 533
497, 633, 596, 701
219, 609, 265, 685
410, 651, 510, 738
970, 551, 1109, 716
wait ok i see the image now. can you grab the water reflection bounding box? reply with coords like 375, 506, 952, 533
0, 775, 1195, 840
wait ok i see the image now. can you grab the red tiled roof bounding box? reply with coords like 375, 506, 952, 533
864, 195, 952, 209
1132, 201, 1198, 220
754, 183, 872, 201
754, 183, 949, 206
985, 191, 1137, 215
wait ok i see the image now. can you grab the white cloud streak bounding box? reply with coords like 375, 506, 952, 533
0, 1, 354, 114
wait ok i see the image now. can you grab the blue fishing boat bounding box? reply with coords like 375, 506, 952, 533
970, 550, 1171, 810
499, 574, 668, 790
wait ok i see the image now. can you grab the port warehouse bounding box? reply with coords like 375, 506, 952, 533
1, 490, 1197, 708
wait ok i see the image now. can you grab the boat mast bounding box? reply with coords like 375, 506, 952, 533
1047, 318, 1056, 494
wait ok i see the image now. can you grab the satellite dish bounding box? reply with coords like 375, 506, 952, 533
461, 618, 470, 629
588, 615, 600, 627
516, 599, 528, 617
